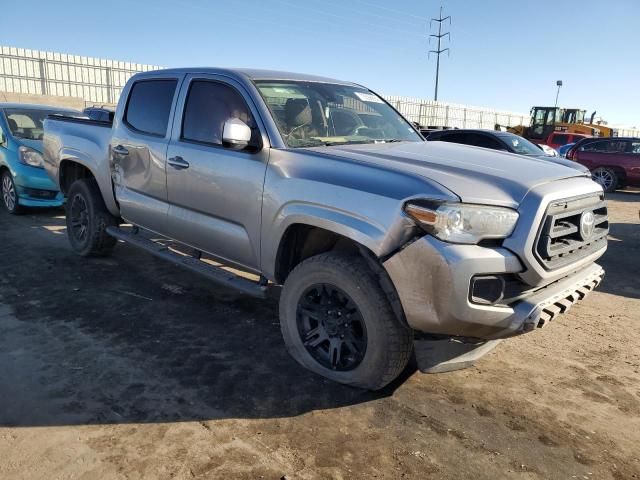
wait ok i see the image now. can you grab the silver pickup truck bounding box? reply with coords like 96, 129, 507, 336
43, 68, 608, 390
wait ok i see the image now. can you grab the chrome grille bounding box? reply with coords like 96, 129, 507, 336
534, 193, 608, 270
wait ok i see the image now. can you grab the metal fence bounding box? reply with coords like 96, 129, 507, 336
385, 95, 529, 129
1, 45, 638, 136
0, 46, 160, 105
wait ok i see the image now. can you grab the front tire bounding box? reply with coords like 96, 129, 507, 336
591, 167, 618, 193
279, 252, 413, 390
66, 178, 118, 256
1, 170, 23, 215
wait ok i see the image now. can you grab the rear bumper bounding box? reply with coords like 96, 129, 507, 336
383, 235, 604, 340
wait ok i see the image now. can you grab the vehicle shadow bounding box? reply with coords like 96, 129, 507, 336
598, 221, 640, 300
0, 209, 417, 428
607, 189, 640, 204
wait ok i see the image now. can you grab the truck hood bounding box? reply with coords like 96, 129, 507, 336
308, 141, 588, 207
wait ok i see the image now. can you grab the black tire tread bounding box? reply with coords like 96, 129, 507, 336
66, 178, 118, 257
282, 252, 413, 390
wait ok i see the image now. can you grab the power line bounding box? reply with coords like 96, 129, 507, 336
268, 0, 425, 38
428, 6, 451, 101
352, 0, 429, 21
308, 0, 424, 27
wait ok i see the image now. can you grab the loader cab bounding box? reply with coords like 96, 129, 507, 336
562, 108, 586, 124
529, 106, 560, 141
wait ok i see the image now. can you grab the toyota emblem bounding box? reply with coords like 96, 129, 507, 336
580, 211, 595, 240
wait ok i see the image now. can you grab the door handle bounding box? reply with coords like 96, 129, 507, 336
112, 145, 129, 156
168, 156, 190, 170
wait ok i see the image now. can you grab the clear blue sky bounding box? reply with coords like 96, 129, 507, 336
3, 0, 639, 126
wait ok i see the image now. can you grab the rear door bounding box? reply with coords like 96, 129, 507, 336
164, 74, 270, 272
576, 140, 610, 169
111, 75, 183, 233
623, 141, 640, 185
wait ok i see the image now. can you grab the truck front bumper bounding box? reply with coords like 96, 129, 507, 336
383, 236, 604, 340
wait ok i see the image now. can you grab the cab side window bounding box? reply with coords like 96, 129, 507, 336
124, 79, 178, 136
181, 80, 254, 146
580, 141, 607, 152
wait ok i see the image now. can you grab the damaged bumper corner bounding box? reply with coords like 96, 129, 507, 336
383, 235, 604, 340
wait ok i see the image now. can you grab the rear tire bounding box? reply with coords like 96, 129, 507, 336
591, 167, 618, 193
66, 178, 118, 256
1, 170, 23, 215
279, 252, 413, 390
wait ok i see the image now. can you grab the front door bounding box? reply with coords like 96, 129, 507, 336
165, 74, 270, 272
110, 76, 182, 233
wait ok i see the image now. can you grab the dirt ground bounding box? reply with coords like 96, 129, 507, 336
0, 191, 638, 480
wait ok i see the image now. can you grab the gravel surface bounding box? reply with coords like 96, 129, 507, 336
0, 191, 638, 479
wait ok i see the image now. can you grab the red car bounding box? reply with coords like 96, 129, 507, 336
546, 132, 591, 151
567, 137, 640, 192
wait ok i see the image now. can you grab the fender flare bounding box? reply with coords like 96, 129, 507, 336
58, 148, 119, 216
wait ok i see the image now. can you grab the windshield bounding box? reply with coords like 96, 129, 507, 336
254, 81, 422, 148
4, 108, 77, 140
499, 133, 545, 156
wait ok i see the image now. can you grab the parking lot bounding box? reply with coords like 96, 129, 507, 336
0, 191, 638, 479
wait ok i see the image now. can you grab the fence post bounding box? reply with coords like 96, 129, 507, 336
445, 105, 449, 127
106, 66, 113, 104
418, 103, 424, 126
38, 58, 48, 95
463, 108, 467, 128
479, 111, 483, 128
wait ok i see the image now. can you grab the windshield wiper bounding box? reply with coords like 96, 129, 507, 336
322, 140, 372, 146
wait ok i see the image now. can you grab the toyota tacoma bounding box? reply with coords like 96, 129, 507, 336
43, 68, 608, 389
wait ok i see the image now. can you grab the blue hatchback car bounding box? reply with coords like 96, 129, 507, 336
0, 103, 80, 214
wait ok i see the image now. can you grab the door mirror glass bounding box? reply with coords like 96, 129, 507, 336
222, 118, 252, 150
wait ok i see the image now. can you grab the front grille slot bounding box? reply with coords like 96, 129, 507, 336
534, 194, 608, 270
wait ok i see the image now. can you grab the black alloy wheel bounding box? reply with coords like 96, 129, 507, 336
296, 283, 367, 371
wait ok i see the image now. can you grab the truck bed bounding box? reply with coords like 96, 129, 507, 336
43, 114, 118, 215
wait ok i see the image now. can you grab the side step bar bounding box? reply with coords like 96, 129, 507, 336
106, 227, 268, 299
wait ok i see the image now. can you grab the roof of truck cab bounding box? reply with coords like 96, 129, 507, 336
135, 67, 360, 86
0, 103, 79, 111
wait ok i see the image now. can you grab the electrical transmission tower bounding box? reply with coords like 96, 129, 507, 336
429, 6, 451, 101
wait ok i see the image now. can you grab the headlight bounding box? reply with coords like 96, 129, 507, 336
404, 202, 519, 244
19, 146, 45, 168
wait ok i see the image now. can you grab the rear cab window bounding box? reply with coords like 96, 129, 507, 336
551, 134, 570, 146
124, 79, 178, 136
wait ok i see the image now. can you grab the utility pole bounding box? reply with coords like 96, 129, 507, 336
429, 6, 451, 102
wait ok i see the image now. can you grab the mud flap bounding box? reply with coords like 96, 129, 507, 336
414, 338, 502, 374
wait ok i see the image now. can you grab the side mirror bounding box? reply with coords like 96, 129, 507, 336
0, 132, 6, 147
222, 118, 252, 151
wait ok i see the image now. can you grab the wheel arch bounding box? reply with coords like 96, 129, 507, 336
272, 222, 408, 327
57, 151, 119, 216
